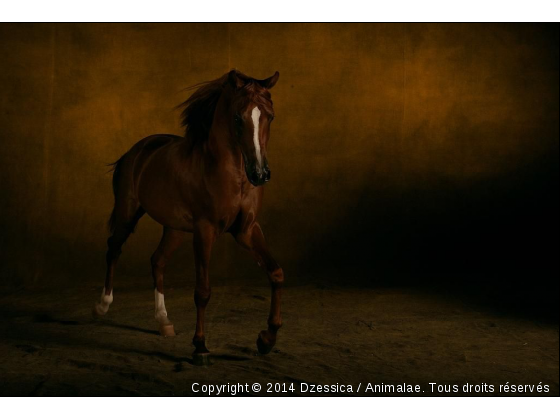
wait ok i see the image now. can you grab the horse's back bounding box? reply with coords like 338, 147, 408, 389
122, 133, 184, 172
111, 134, 184, 196
131, 134, 184, 156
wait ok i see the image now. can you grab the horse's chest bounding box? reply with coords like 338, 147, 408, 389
214, 190, 256, 234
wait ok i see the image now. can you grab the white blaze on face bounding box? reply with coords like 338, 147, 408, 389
251, 106, 262, 167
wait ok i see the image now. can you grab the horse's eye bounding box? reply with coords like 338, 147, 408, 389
234, 115, 242, 124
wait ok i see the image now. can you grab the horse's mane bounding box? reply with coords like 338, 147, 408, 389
177, 71, 274, 143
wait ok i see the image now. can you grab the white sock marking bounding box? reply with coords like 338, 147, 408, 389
154, 289, 171, 324
251, 106, 262, 167
95, 287, 113, 315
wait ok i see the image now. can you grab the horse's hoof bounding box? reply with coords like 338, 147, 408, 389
193, 352, 211, 366
256, 331, 275, 355
159, 323, 176, 337
92, 304, 107, 318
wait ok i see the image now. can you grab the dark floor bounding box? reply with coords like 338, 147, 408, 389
0, 277, 558, 396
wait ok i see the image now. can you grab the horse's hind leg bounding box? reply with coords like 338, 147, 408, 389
92, 203, 145, 317
151, 227, 186, 337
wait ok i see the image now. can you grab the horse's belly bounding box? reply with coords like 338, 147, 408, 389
146, 206, 194, 232
138, 184, 194, 232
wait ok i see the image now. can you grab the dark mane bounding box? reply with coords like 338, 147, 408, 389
177, 72, 228, 143
177, 71, 275, 143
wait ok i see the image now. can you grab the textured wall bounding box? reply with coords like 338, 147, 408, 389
0, 24, 558, 303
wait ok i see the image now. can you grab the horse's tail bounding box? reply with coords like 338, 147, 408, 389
106, 155, 125, 233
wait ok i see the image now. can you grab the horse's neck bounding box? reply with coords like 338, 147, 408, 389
205, 129, 244, 176
197, 92, 244, 180
206, 96, 243, 174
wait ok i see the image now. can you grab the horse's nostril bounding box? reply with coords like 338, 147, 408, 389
264, 169, 271, 182
249, 171, 260, 184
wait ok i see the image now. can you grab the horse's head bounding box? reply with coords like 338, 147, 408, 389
227, 70, 279, 187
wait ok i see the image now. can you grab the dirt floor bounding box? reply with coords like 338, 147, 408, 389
0, 277, 558, 396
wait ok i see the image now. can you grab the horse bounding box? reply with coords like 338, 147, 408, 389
92, 69, 283, 365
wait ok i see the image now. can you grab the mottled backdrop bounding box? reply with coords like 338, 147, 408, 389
0, 24, 558, 314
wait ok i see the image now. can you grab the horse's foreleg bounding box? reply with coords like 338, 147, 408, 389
192, 222, 216, 365
151, 227, 186, 337
234, 223, 284, 354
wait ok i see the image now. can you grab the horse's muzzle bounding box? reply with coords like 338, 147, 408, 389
247, 166, 271, 186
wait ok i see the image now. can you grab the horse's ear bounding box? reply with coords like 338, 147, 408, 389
258, 71, 280, 89
228, 69, 247, 89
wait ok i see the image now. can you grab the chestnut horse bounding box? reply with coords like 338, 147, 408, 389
92, 70, 283, 365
